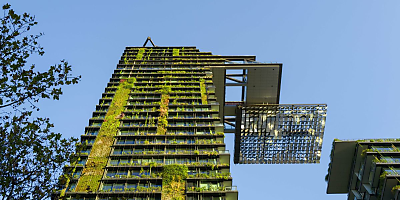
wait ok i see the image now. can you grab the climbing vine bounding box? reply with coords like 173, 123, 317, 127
156, 86, 170, 135
124, 52, 129, 65
200, 79, 207, 105
74, 78, 136, 192
173, 49, 180, 56
136, 48, 145, 60
59, 144, 84, 198
162, 164, 188, 200
181, 47, 185, 56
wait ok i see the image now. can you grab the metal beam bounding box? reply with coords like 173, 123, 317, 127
226, 83, 246, 86
143, 37, 157, 47
226, 76, 245, 83
224, 120, 235, 127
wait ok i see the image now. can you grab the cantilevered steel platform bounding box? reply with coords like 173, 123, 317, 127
208, 58, 327, 164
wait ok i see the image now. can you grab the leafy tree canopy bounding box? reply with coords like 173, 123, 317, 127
0, 3, 81, 200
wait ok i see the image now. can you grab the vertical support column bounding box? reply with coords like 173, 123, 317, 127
234, 106, 242, 164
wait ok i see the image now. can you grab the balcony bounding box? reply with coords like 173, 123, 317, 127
187, 186, 237, 193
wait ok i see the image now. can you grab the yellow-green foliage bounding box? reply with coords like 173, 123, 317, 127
181, 47, 184, 56
75, 78, 135, 192
124, 53, 128, 64
392, 185, 400, 193
75, 175, 102, 192
136, 48, 145, 60
59, 165, 76, 198
162, 165, 188, 200
59, 145, 85, 198
59, 174, 70, 198
145, 48, 153, 60
200, 79, 207, 105
172, 49, 179, 56
157, 91, 169, 135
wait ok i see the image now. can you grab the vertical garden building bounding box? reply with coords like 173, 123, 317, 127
59, 46, 237, 200
57, 41, 327, 200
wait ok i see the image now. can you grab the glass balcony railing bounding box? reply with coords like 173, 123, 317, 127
372, 146, 400, 152
384, 168, 400, 176
225, 186, 238, 191
85, 132, 98, 136
187, 185, 237, 192
80, 150, 91, 155
219, 150, 229, 154
225, 60, 265, 64
376, 157, 400, 163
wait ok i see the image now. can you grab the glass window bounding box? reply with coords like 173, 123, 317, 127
78, 159, 87, 165
113, 148, 123, 155
126, 183, 136, 190
106, 171, 116, 178
126, 139, 134, 144
86, 131, 98, 136
122, 148, 132, 154
132, 159, 140, 164
109, 159, 118, 166
130, 170, 141, 176
120, 159, 129, 165
372, 146, 394, 152
381, 157, 400, 163
176, 159, 185, 164
165, 159, 174, 164
102, 183, 112, 191
113, 183, 124, 191
84, 139, 95, 144
73, 170, 81, 178
384, 168, 400, 175
67, 182, 76, 192
116, 139, 125, 144
142, 159, 151, 164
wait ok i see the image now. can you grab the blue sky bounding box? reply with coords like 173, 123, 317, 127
8, 1, 400, 199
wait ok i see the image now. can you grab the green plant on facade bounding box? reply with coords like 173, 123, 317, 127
59, 142, 87, 198
157, 85, 170, 135
162, 164, 188, 200
59, 167, 74, 197
136, 48, 145, 60
187, 186, 226, 192
376, 171, 389, 199
58, 47, 236, 199
199, 79, 207, 105
73, 78, 136, 193
187, 172, 230, 180
181, 47, 185, 56
124, 53, 129, 65
361, 146, 400, 157
392, 185, 400, 193
145, 48, 153, 61
173, 49, 180, 57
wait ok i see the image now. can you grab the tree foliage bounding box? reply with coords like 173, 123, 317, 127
0, 3, 81, 200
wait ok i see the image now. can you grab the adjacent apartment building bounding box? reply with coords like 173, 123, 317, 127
326, 139, 400, 200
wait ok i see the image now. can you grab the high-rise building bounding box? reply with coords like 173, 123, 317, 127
56, 38, 327, 200
326, 139, 400, 200
57, 44, 236, 200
